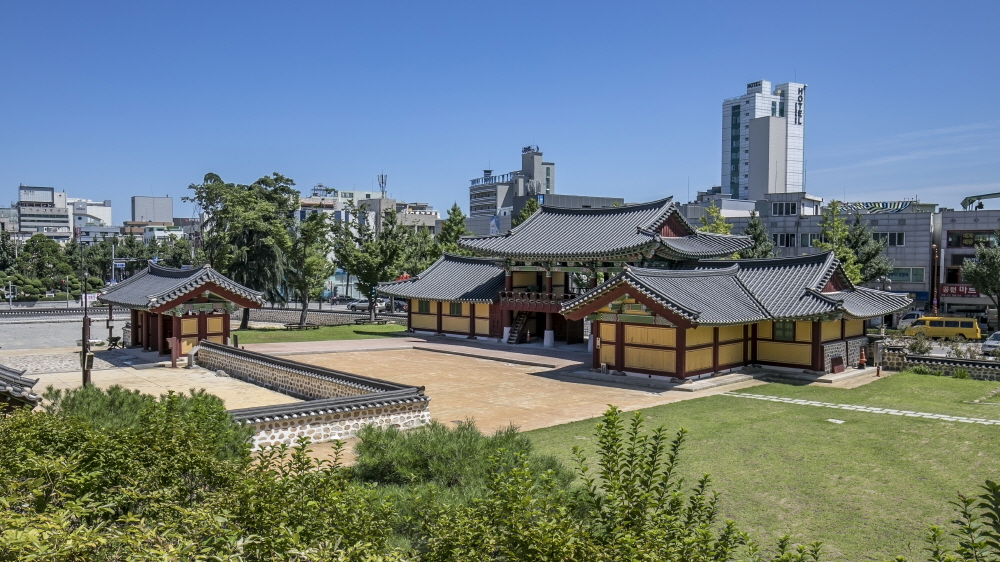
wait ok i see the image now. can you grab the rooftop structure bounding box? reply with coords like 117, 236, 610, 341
131, 196, 173, 223
0, 363, 40, 412
16, 185, 72, 242
468, 146, 555, 219
68, 198, 112, 227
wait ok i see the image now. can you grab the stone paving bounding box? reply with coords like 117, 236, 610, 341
723, 392, 1000, 426
0, 350, 137, 374
0, 319, 129, 350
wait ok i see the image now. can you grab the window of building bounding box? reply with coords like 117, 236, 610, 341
772, 202, 798, 216
773, 321, 795, 341
342, 192, 354, 198
778, 101, 785, 117
946, 230, 996, 248
872, 232, 905, 246
889, 267, 925, 283
449, 302, 463, 316
771, 101, 777, 116
772, 233, 795, 247
800, 232, 828, 248
417, 300, 430, 314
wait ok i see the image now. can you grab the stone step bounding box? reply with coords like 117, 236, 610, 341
815, 366, 879, 384
675, 373, 754, 392
565, 370, 753, 392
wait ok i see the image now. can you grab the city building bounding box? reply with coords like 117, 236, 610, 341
933, 208, 1000, 317
68, 198, 113, 227
131, 196, 173, 223
380, 198, 908, 380
298, 184, 387, 224
722, 79, 807, 200
0, 207, 17, 233
468, 146, 555, 219
122, 221, 172, 238
142, 224, 184, 243
16, 185, 72, 242
396, 201, 439, 233
76, 225, 122, 245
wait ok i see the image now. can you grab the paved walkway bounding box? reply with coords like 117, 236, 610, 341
723, 392, 1000, 426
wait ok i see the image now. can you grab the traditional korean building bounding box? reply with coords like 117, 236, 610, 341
98, 264, 265, 356
379, 197, 910, 378
0, 364, 40, 412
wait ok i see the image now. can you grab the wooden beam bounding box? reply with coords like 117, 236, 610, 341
562, 282, 692, 329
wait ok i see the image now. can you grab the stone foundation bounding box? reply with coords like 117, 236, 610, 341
881, 349, 1000, 381
195, 342, 430, 448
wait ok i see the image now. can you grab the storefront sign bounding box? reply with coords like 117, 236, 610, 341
940, 284, 979, 297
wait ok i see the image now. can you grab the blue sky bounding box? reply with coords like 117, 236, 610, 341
2, 1, 998, 224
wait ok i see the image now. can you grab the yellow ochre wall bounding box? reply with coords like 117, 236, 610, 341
757, 341, 812, 365
411, 314, 436, 330
719, 325, 743, 342
625, 325, 675, 347
822, 320, 841, 341
718, 342, 744, 366
795, 321, 812, 342
845, 319, 864, 337
686, 326, 714, 347
625, 347, 676, 372
686, 347, 714, 371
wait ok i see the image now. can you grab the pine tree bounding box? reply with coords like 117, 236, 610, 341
814, 200, 861, 283
400, 226, 440, 275
0, 230, 15, 272
738, 210, 775, 259
436, 203, 473, 255
846, 214, 892, 284
698, 203, 732, 235
512, 197, 540, 228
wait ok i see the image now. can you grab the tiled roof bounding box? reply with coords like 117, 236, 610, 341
97, 264, 265, 310
562, 252, 911, 325
378, 254, 505, 303
0, 364, 40, 407
457, 197, 751, 260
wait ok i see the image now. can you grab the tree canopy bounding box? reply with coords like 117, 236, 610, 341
962, 228, 1000, 311
436, 203, 472, 256
698, 203, 732, 235
814, 201, 862, 283
330, 201, 408, 319
738, 210, 775, 259
512, 197, 540, 228
846, 214, 893, 284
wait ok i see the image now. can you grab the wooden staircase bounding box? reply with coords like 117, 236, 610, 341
507, 312, 529, 344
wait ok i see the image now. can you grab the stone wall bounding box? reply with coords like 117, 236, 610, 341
232, 308, 406, 327
231, 396, 431, 449
821, 337, 868, 372
881, 349, 1000, 381
194, 342, 431, 448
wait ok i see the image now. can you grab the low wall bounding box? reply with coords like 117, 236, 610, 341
195, 342, 430, 448
231, 308, 406, 327
881, 349, 1000, 381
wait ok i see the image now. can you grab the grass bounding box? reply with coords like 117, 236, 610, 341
232, 323, 406, 344
526, 372, 1000, 561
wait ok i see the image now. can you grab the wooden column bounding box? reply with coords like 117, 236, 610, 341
812, 321, 824, 372
750, 323, 758, 363
743, 324, 749, 363
504, 271, 513, 328
155, 314, 164, 355
223, 311, 232, 344
171, 314, 181, 362
436, 301, 442, 333
614, 322, 625, 372
712, 327, 719, 373
841, 319, 846, 340
544, 270, 554, 340
198, 312, 207, 342
142, 311, 150, 351
468, 303, 476, 338
676, 326, 687, 377
131, 309, 139, 347
592, 321, 601, 369
407, 300, 413, 331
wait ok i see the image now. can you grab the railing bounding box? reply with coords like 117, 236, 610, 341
470, 172, 520, 187
499, 291, 577, 312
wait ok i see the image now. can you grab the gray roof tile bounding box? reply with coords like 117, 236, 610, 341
563, 252, 911, 325
458, 197, 752, 261
378, 254, 505, 303
97, 264, 265, 310
0, 363, 40, 407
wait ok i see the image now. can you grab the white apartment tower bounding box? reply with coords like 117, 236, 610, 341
722, 79, 806, 200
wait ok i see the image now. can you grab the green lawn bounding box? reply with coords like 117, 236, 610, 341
526, 372, 1000, 561
232, 323, 406, 344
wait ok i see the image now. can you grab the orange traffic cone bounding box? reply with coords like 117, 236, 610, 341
858, 346, 867, 369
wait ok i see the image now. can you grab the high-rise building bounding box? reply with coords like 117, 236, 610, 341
468, 146, 555, 219
131, 196, 173, 223
16, 185, 72, 241
722, 79, 807, 200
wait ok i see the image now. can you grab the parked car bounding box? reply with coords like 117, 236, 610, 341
982, 332, 1000, 355
349, 298, 386, 312
391, 298, 408, 312
330, 295, 353, 304
903, 316, 981, 340
898, 311, 924, 329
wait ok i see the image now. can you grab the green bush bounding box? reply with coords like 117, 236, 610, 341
907, 332, 933, 355
952, 368, 971, 380
911, 365, 932, 375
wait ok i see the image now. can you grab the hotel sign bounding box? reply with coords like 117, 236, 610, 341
793, 86, 805, 125
940, 284, 979, 297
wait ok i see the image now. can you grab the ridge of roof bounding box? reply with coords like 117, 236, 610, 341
696, 251, 834, 267
381, 253, 503, 286
626, 264, 741, 278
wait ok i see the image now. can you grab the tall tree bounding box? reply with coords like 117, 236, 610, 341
846, 214, 893, 284
814, 200, 861, 283
436, 203, 473, 255
184, 173, 298, 329
286, 213, 334, 326
738, 210, 775, 259
962, 228, 1000, 312
16, 234, 70, 284
330, 201, 407, 320
512, 197, 540, 228
698, 203, 732, 235
399, 226, 440, 275
0, 230, 14, 272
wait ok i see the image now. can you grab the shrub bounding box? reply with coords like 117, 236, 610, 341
953, 368, 971, 380
907, 332, 933, 355
911, 365, 932, 375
